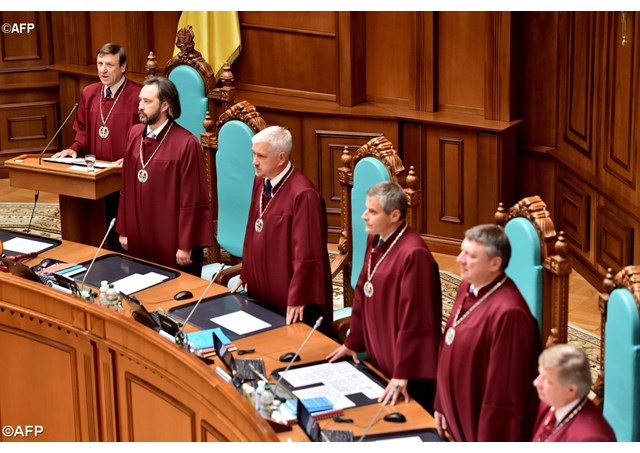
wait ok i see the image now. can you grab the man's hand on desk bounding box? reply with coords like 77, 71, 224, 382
229, 278, 245, 293
434, 411, 448, 438
326, 344, 359, 364
380, 378, 408, 406
286, 305, 304, 325
112, 158, 123, 166
51, 149, 77, 159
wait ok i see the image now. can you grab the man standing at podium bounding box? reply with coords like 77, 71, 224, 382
117, 76, 213, 276
52, 43, 140, 251
434, 224, 540, 441
230, 126, 333, 330
326, 182, 442, 414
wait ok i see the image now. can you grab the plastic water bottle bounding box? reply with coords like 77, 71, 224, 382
259, 383, 275, 418
106, 283, 119, 307
254, 380, 265, 412
99, 281, 109, 305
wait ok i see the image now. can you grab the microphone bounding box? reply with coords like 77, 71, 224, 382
173, 266, 224, 350
80, 217, 116, 301
357, 383, 400, 442
25, 190, 39, 233
273, 316, 323, 398
39, 102, 79, 165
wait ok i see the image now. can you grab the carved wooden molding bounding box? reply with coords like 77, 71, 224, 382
353, 135, 405, 179
611, 265, 640, 311
162, 26, 216, 95
215, 100, 267, 135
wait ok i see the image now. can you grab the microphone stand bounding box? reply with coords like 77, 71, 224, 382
273, 316, 323, 398
357, 383, 400, 442
174, 266, 223, 351
39, 102, 79, 165
80, 218, 116, 301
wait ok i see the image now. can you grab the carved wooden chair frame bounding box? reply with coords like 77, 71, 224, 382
334, 135, 420, 308
494, 195, 571, 348
593, 265, 640, 406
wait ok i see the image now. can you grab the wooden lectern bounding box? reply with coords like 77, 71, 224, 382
4, 154, 121, 246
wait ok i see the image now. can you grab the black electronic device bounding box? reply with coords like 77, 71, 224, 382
212, 330, 266, 382
173, 290, 193, 301
1, 257, 81, 297
383, 412, 407, 423
297, 399, 353, 442
118, 292, 182, 336
279, 351, 301, 363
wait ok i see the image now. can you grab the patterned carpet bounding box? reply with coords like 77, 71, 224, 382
333, 268, 601, 384
0, 202, 61, 239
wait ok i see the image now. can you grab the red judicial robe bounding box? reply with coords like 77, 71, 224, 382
116, 122, 213, 270
68, 78, 140, 161
239, 167, 333, 328
532, 400, 616, 442
435, 275, 541, 441
344, 223, 442, 381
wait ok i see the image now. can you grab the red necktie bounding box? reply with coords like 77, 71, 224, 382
536, 408, 556, 441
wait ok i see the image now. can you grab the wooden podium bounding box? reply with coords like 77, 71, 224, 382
5, 154, 122, 246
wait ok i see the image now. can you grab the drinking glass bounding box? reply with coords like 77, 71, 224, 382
85, 154, 96, 172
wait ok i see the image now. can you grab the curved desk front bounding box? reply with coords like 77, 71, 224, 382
0, 239, 435, 441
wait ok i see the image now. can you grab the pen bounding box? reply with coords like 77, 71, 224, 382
56, 264, 83, 275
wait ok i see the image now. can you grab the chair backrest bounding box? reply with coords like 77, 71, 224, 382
168, 65, 207, 137
335, 136, 420, 307
350, 157, 392, 289
601, 267, 640, 441
495, 196, 571, 347
213, 101, 266, 259
504, 217, 544, 324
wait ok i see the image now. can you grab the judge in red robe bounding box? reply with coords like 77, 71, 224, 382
434, 224, 540, 442
327, 181, 442, 413
116, 77, 213, 276
231, 126, 333, 331
54, 43, 139, 163
532, 344, 616, 442
52, 43, 140, 251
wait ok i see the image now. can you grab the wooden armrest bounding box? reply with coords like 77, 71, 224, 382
331, 317, 351, 343
214, 263, 242, 287
330, 252, 349, 279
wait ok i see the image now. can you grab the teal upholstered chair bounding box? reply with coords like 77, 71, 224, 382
332, 136, 420, 339
597, 267, 640, 441
495, 196, 571, 347
200, 101, 266, 286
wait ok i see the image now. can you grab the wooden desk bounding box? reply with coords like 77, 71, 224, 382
4, 154, 122, 246
0, 238, 435, 441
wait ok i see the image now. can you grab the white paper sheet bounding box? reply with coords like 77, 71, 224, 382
112, 272, 168, 294
210, 310, 271, 335
278, 361, 385, 400
2, 237, 53, 254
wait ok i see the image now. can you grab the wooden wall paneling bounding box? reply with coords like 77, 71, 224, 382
364, 11, 411, 106
485, 11, 514, 121
124, 12, 153, 74
596, 201, 637, 277
478, 132, 502, 224
50, 12, 92, 66
517, 149, 557, 218
556, 171, 592, 254
235, 12, 339, 101
338, 12, 365, 107
425, 126, 478, 253
0, 11, 51, 69
598, 11, 640, 208
400, 121, 425, 231
0, 101, 58, 171
514, 11, 559, 149
151, 12, 181, 66
409, 11, 436, 112
555, 11, 598, 178
437, 11, 487, 116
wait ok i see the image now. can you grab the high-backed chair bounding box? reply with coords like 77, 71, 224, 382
332, 136, 420, 338
200, 101, 266, 284
593, 266, 640, 441
146, 25, 237, 266
494, 196, 571, 347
